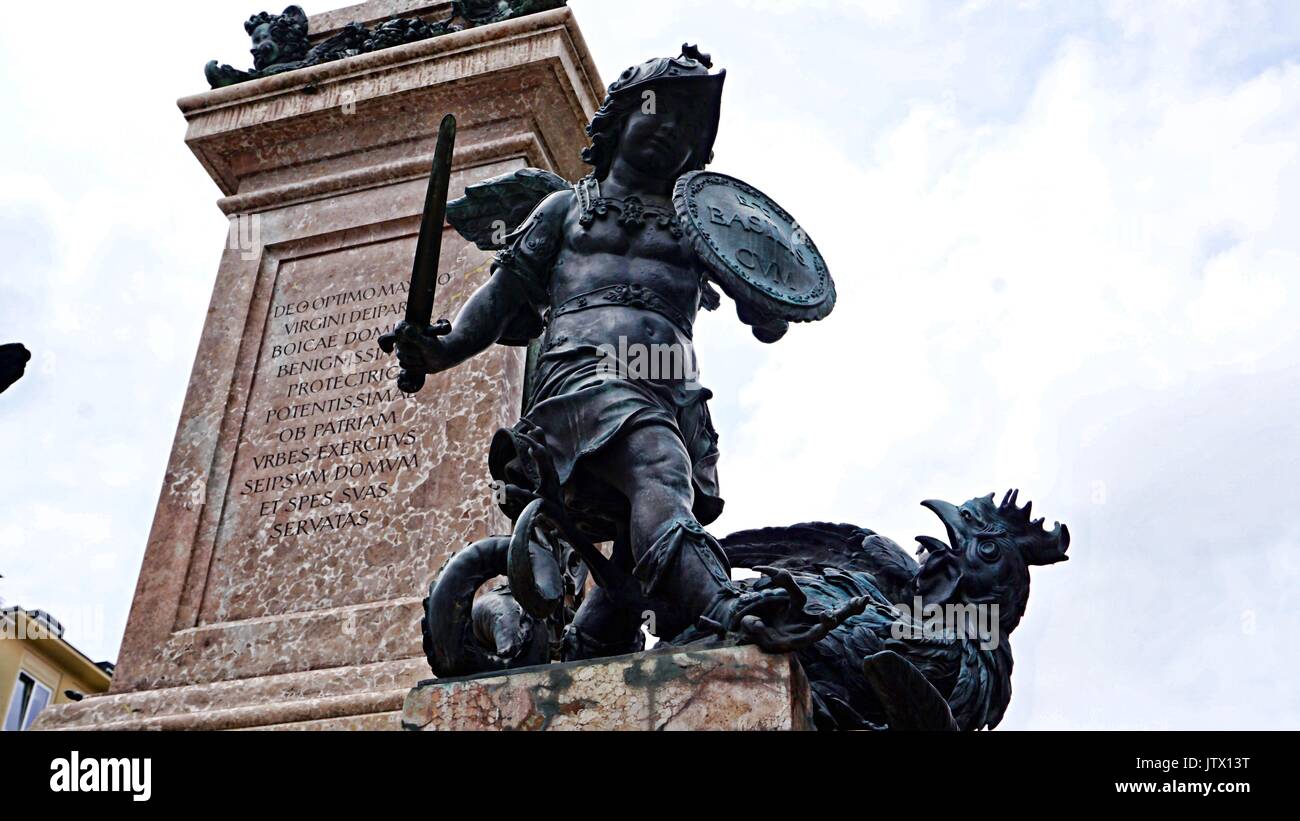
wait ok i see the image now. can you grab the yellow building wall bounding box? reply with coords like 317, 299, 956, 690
0, 614, 111, 728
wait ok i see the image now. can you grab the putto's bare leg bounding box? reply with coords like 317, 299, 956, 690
562, 583, 646, 661
582, 426, 799, 644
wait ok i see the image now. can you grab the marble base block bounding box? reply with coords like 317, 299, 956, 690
401, 644, 815, 731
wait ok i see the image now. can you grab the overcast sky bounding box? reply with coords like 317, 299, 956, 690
1, 0, 1297, 729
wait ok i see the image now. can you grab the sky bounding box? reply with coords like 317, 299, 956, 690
1, 0, 1298, 729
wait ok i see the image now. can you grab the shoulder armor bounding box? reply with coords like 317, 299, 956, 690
492, 188, 574, 347
497, 188, 572, 271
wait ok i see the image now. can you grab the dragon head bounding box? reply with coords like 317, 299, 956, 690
913, 489, 1069, 635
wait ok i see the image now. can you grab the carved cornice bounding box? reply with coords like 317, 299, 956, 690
180, 7, 603, 200
217, 132, 546, 214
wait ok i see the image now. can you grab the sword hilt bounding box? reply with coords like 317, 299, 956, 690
397, 369, 426, 395
380, 319, 451, 395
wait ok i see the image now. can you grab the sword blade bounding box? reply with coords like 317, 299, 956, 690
406, 113, 458, 326
396, 113, 457, 394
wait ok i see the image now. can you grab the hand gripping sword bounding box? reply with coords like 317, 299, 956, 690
379, 113, 457, 394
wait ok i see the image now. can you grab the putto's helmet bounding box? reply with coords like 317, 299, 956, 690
583, 44, 726, 178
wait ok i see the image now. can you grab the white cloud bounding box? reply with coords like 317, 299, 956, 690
734, 0, 923, 26
0, 0, 1296, 728
691, 1, 1300, 727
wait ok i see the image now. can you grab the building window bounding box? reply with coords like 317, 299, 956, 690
3, 671, 53, 731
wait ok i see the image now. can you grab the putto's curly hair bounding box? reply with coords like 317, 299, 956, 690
581, 93, 711, 181
245, 6, 311, 67
581, 93, 642, 181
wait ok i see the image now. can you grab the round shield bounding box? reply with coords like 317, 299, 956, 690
674, 171, 835, 323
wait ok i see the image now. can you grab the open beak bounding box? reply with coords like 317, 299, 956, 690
916, 499, 963, 556
914, 535, 948, 556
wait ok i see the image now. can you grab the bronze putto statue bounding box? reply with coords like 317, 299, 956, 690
376, 43, 1071, 731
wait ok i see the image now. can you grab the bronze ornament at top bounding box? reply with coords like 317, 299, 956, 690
204, 2, 568, 89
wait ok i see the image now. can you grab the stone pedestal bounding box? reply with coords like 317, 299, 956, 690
37, 1, 603, 731
401, 644, 816, 731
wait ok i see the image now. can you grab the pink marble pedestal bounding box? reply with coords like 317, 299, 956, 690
401, 644, 817, 731
37, 1, 604, 731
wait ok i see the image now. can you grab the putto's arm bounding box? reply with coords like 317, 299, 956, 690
487, 188, 573, 345
431, 272, 532, 365
695, 263, 789, 342
381, 189, 571, 374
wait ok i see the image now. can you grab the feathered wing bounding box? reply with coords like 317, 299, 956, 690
860, 651, 960, 731
447, 168, 571, 250
719, 522, 872, 571
720, 523, 919, 604
944, 642, 1014, 730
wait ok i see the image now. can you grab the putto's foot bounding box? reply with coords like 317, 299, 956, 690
561, 622, 646, 662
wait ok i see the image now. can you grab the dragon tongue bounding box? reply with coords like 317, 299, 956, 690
914, 535, 950, 556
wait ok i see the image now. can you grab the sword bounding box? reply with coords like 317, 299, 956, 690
380, 113, 457, 394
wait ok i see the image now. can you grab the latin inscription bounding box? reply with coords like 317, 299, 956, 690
705, 191, 811, 289
238, 280, 416, 540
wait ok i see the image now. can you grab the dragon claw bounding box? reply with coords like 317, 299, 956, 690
732, 588, 791, 623
751, 565, 808, 612
687, 571, 868, 655
696, 615, 728, 637
725, 588, 870, 654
